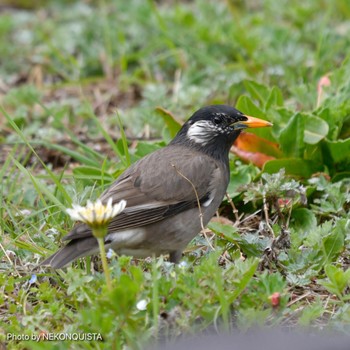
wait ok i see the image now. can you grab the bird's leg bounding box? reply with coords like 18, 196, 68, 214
169, 250, 182, 263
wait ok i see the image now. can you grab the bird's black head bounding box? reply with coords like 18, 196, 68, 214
170, 105, 272, 160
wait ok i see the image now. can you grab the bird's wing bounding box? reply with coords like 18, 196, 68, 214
63, 145, 223, 241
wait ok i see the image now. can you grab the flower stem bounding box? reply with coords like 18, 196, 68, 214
96, 236, 112, 291
152, 256, 159, 337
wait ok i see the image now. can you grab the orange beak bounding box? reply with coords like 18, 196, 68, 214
241, 115, 273, 128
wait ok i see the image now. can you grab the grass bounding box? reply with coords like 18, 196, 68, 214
1, 0, 350, 349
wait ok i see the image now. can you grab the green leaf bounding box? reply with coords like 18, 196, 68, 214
317, 107, 340, 140
324, 138, 350, 163
38, 142, 102, 167
208, 222, 239, 243
117, 114, 132, 167
236, 95, 266, 119
332, 171, 350, 182
239, 234, 271, 257
243, 80, 270, 107
279, 113, 305, 157
155, 106, 182, 139
73, 166, 114, 183
227, 163, 259, 197
263, 158, 323, 178
66, 270, 94, 296
13, 240, 46, 255
318, 264, 350, 299
322, 220, 345, 263
290, 208, 317, 233
298, 299, 324, 326
304, 115, 329, 144
266, 86, 284, 110
134, 141, 163, 158
228, 258, 260, 304
208, 222, 269, 256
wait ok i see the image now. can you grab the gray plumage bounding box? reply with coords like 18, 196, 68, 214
41, 105, 271, 268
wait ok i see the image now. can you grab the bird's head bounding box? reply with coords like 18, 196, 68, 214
171, 105, 272, 159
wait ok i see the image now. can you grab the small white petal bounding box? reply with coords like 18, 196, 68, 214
106, 248, 114, 259
106, 197, 113, 210
15, 209, 32, 217
77, 211, 90, 222
136, 299, 148, 311
178, 261, 188, 269
66, 208, 82, 221
114, 200, 127, 216
86, 200, 94, 209
29, 274, 37, 284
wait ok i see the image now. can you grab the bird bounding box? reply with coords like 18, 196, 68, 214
42, 105, 272, 268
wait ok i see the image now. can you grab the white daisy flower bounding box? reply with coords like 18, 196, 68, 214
66, 198, 126, 228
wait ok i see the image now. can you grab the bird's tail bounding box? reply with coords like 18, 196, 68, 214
40, 237, 99, 269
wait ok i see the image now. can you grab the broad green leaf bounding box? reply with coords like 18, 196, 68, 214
263, 158, 323, 178
135, 141, 163, 158
322, 221, 345, 263
236, 95, 266, 119
326, 264, 350, 293
155, 106, 182, 139
243, 80, 270, 106
271, 107, 295, 126
266, 86, 284, 110
332, 171, 350, 182
324, 138, 350, 163
208, 222, 240, 243
279, 113, 305, 157
290, 208, 317, 233
117, 114, 131, 167
317, 107, 340, 140
318, 264, 350, 299
304, 115, 329, 144
227, 163, 259, 197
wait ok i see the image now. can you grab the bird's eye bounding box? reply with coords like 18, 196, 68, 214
213, 116, 221, 125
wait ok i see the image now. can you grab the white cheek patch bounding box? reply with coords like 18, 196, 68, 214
187, 120, 218, 145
